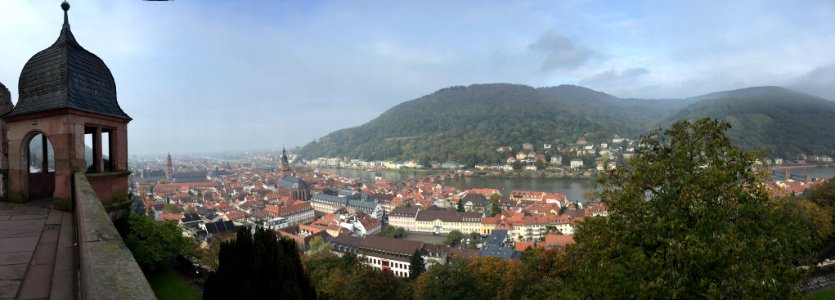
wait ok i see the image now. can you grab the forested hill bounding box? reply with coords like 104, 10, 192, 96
662, 86, 835, 158
299, 84, 835, 164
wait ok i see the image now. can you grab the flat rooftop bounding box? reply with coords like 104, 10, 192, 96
0, 201, 74, 299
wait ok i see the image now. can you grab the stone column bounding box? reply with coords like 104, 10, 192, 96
115, 124, 128, 171
41, 134, 49, 172
94, 127, 102, 173
108, 128, 116, 171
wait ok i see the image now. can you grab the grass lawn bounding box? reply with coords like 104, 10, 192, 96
806, 285, 835, 300
146, 266, 201, 300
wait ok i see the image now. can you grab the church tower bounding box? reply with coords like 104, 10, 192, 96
277, 148, 309, 200
279, 148, 292, 177
166, 153, 173, 180
2, 1, 131, 209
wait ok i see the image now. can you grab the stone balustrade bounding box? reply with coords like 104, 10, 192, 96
73, 172, 156, 299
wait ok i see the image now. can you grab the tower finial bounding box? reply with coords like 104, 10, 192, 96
61, 1, 70, 26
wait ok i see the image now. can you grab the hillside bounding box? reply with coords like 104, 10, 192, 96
663, 86, 835, 158
300, 84, 835, 164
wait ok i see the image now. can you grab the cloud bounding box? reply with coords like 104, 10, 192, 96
579, 67, 650, 86
528, 30, 595, 72
5, 1, 835, 155
790, 64, 835, 101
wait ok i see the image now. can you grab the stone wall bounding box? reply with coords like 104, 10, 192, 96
73, 172, 156, 299
86, 171, 131, 215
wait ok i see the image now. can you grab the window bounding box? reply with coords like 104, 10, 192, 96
84, 128, 94, 171
102, 129, 112, 171
84, 126, 115, 172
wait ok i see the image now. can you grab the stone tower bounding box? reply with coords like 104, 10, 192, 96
1, 2, 131, 210
0, 83, 13, 198
279, 148, 292, 177
166, 153, 173, 180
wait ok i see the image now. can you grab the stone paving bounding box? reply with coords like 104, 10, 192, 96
0, 201, 74, 300
801, 273, 835, 293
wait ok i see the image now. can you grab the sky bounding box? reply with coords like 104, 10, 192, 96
1, 0, 834, 156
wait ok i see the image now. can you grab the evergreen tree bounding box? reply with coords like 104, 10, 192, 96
456, 199, 465, 212
203, 227, 317, 300
409, 249, 425, 280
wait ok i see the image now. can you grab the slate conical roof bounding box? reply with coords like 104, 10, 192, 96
5, 2, 131, 120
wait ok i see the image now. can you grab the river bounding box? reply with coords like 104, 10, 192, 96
324, 166, 835, 203
777, 166, 835, 179
323, 168, 597, 202
322, 168, 441, 182
443, 176, 596, 203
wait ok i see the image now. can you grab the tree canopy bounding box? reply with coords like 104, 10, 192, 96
409, 249, 425, 280
445, 230, 464, 246
376, 225, 407, 239
489, 194, 501, 217
304, 248, 409, 300
123, 213, 193, 271
800, 179, 835, 256
203, 227, 317, 300
564, 118, 816, 298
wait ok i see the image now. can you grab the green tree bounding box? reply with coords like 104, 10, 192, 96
445, 230, 463, 246
805, 178, 835, 210
305, 252, 346, 297
785, 198, 833, 246
341, 252, 359, 268
123, 214, 193, 271
308, 236, 332, 256
413, 262, 478, 300
465, 256, 508, 299
566, 119, 815, 298
347, 268, 410, 300
489, 194, 501, 217
305, 250, 409, 300
467, 232, 483, 249
375, 225, 406, 239
801, 180, 835, 254
203, 227, 316, 299
456, 199, 465, 212
162, 203, 181, 214
409, 249, 425, 280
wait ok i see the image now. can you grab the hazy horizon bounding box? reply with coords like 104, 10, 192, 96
2, 0, 834, 155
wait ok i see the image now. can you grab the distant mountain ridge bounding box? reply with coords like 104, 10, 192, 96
662, 86, 835, 158
300, 84, 835, 164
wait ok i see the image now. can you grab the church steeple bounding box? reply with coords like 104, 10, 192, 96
280, 148, 292, 177
166, 153, 173, 180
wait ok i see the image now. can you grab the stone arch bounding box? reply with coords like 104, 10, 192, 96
21, 130, 56, 200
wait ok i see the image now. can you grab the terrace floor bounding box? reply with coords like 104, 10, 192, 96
0, 200, 74, 300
